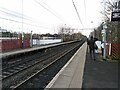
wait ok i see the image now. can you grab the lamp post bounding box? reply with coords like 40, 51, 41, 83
0, 27, 1, 37
30, 30, 33, 48
64, 24, 66, 41
102, 0, 107, 60
102, 22, 107, 60
61, 27, 64, 42
91, 21, 95, 38
22, 32, 24, 48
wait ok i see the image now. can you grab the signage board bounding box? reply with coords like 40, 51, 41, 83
111, 9, 120, 21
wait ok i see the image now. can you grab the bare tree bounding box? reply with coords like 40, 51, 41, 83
100, 0, 120, 42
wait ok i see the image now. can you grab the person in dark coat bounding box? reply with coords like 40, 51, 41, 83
87, 36, 96, 60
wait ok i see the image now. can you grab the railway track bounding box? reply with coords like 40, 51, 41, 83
2, 41, 84, 89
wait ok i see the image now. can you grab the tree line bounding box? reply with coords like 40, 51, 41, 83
0, 27, 85, 41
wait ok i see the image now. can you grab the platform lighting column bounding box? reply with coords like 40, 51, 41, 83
22, 32, 24, 48
39, 32, 40, 45
103, 23, 107, 60
30, 30, 33, 48
21, 0, 24, 49
0, 27, 1, 90
90, 21, 94, 38
103, 0, 107, 60
62, 28, 63, 42
0, 27, 1, 37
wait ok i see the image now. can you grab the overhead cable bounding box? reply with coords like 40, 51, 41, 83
0, 7, 51, 28
0, 17, 50, 29
0, 7, 52, 27
84, 0, 86, 24
39, 0, 65, 22
72, 0, 84, 28
0, 9, 24, 19
34, 0, 64, 22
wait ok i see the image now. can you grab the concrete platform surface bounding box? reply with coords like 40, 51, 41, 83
45, 42, 87, 88
82, 51, 118, 89
1, 44, 60, 58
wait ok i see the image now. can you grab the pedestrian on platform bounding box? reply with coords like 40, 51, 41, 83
87, 36, 96, 60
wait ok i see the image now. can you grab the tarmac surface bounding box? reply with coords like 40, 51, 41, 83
46, 43, 119, 89
82, 50, 119, 89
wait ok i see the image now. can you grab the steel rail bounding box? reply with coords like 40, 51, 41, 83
12, 42, 81, 89
2, 42, 80, 88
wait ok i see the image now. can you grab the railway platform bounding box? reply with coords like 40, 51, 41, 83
1, 43, 61, 58
45, 42, 119, 89
46, 42, 87, 89
1, 41, 75, 58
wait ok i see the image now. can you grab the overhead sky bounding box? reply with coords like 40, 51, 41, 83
0, 0, 104, 37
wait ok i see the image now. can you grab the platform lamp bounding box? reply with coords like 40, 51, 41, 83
91, 21, 95, 38
22, 31, 24, 48
102, 22, 107, 60
0, 27, 1, 37
30, 30, 33, 48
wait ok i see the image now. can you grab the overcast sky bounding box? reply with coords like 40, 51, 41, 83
0, 0, 103, 37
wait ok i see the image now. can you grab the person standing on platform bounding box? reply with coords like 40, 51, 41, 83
87, 36, 96, 60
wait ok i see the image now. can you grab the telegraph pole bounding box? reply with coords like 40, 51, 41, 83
0, 27, 1, 37
22, 0, 24, 48
103, 0, 107, 60
61, 27, 64, 42
30, 30, 33, 48
103, 22, 107, 60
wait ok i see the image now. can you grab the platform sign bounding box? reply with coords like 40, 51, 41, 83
111, 9, 120, 21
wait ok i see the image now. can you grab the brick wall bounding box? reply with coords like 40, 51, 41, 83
106, 42, 120, 60
1, 39, 30, 52
111, 42, 120, 60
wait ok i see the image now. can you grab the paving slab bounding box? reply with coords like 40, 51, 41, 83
82, 50, 119, 89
